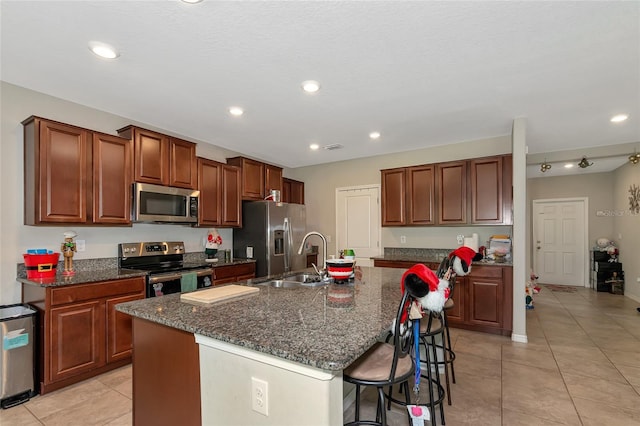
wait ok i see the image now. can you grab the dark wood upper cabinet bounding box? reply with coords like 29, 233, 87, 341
197, 158, 241, 227
117, 126, 196, 189
23, 117, 90, 224
92, 133, 132, 225
470, 156, 503, 224
380, 154, 512, 227
282, 178, 305, 204
407, 165, 436, 225
227, 157, 264, 200
436, 160, 467, 225
169, 137, 197, 189
264, 164, 283, 195
381, 168, 406, 226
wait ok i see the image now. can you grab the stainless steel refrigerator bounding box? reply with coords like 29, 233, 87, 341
233, 201, 306, 278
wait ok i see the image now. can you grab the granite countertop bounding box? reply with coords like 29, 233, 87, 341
17, 259, 256, 287
116, 266, 406, 371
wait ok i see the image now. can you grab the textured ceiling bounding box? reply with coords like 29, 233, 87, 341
1, 1, 639, 169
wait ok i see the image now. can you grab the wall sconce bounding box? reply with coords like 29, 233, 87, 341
540, 161, 552, 173
629, 153, 640, 164
578, 157, 593, 168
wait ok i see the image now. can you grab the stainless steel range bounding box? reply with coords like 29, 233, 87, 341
118, 241, 212, 298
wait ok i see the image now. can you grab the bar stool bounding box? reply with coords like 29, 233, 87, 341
343, 290, 414, 426
436, 257, 457, 406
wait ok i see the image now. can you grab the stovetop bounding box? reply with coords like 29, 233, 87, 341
118, 241, 210, 274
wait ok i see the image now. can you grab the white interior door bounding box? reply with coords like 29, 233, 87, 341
336, 186, 381, 267
533, 198, 588, 286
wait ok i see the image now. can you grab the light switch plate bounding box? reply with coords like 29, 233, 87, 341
76, 240, 86, 252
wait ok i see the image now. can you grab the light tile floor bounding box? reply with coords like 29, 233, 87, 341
3, 285, 640, 425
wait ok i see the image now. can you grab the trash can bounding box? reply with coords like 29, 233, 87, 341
0, 304, 37, 409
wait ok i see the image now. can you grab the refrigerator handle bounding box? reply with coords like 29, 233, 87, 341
283, 217, 291, 273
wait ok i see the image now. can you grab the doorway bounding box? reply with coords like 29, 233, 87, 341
336, 185, 381, 267
532, 198, 589, 287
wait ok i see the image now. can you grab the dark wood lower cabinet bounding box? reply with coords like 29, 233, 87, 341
22, 276, 145, 394
132, 318, 200, 426
211, 262, 256, 285
373, 260, 512, 336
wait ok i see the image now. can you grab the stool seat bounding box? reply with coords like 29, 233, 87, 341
345, 343, 413, 382
444, 298, 454, 309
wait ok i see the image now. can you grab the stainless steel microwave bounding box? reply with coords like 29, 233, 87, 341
132, 183, 199, 224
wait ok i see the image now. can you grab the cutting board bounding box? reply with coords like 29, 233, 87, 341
180, 284, 259, 306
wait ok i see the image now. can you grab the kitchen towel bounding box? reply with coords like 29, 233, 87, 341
181, 272, 197, 293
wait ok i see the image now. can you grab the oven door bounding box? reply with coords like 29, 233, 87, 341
146, 268, 212, 298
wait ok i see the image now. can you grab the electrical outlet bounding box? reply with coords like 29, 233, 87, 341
251, 377, 268, 416
76, 240, 86, 252
456, 235, 464, 244
637, 277, 640, 283
400, 235, 406, 244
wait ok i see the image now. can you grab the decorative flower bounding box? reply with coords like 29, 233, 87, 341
206, 229, 222, 249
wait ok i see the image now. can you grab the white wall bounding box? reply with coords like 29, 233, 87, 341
0, 82, 239, 304
613, 162, 640, 302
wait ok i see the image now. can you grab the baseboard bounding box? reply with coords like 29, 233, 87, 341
625, 293, 640, 304
511, 333, 528, 343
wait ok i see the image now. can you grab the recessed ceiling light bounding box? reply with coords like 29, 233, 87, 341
88, 41, 119, 59
369, 132, 381, 140
181, 0, 203, 3
301, 80, 320, 93
309, 143, 319, 150
564, 163, 574, 169
229, 107, 244, 117
611, 114, 629, 123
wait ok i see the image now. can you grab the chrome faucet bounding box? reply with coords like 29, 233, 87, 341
298, 231, 328, 279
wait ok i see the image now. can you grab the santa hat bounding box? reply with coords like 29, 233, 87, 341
401, 264, 450, 313
448, 246, 482, 276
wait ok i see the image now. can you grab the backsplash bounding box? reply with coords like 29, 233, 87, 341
383, 247, 451, 261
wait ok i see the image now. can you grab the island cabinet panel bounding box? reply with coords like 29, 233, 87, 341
264, 163, 283, 195
92, 133, 133, 224
197, 158, 241, 227
282, 177, 305, 204
407, 165, 436, 225
381, 168, 406, 226
227, 156, 265, 200
169, 137, 197, 189
23, 117, 90, 224
49, 300, 105, 382
444, 277, 465, 323
22, 276, 145, 394
212, 263, 256, 285
133, 318, 201, 426
436, 160, 467, 225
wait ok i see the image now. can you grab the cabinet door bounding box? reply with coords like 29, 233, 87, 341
290, 180, 305, 204
132, 128, 169, 185
221, 165, 242, 227
265, 164, 283, 194
444, 277, 465, 325
437, 161, 467, 224
25, 118, 90, 224
467, 269, 503, 329
470, 156, 503, 224
93, 133, 132, 224
228, 157, 264, 200
49, 300, 105, 382
282, 179, 292, 203
106, 293, 144, 363
169, 137, 197, 189
407, 165, 435, 225
197, 158, 221, 226
502, 155, 513, 225
381, 168, 406, 226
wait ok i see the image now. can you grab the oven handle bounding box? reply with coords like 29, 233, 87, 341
148, 268, 212, 284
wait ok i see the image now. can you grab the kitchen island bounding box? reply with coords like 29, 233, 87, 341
116, 266, 406, 426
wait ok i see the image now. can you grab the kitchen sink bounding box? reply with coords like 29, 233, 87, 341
261, 273, 327, 288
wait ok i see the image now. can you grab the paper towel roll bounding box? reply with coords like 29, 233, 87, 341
463, 234, 479, 252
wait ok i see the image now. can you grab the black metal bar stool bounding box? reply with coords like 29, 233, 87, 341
343, 290, 414, 426
436, 257, 458, 406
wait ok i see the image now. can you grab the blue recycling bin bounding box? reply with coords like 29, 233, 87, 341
0, 304, 37, 409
